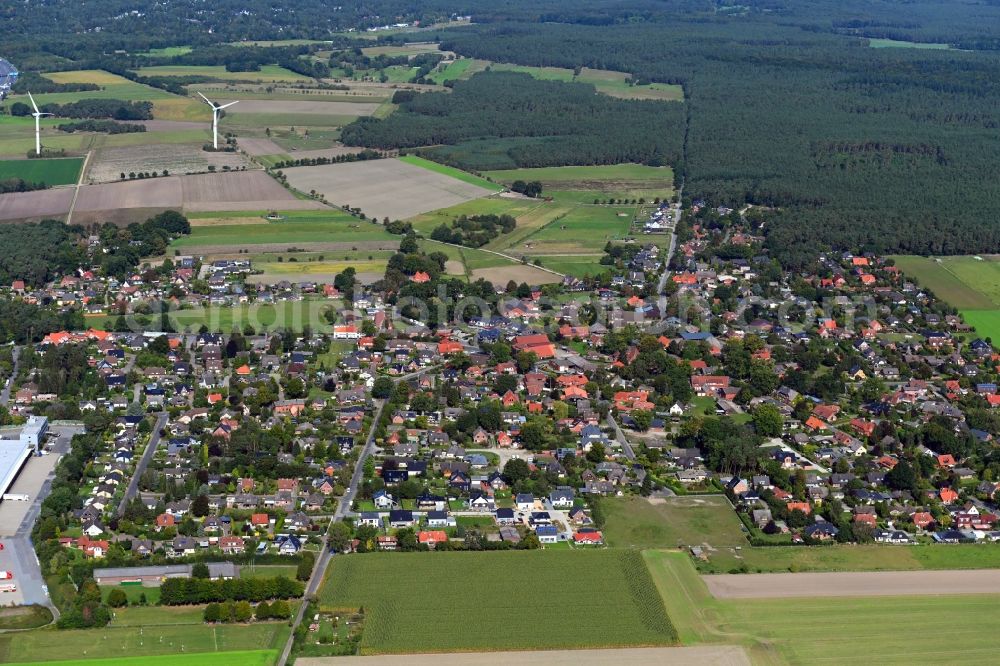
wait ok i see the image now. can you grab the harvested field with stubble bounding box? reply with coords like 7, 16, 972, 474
280, 158, 496, 220
0, 188, 73, 222
297, 647, 750, 666
70, 171, 322, 219
471, 265, 561, 286
703, 569, 1000, 599
86, 145, 252, 183
237, 137, 288, 156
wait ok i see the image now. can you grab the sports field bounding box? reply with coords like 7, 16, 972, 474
645, 550, 1000, 665
600, 496, 748, 550
0, 621, 287, 663
0, 158, 83, 186
4, 652, 276, 666
320, 550, 677, 654
891, 254, 1000, 340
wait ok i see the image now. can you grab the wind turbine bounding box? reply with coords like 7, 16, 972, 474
27, 92, 52, 156
198, 92, 238, 150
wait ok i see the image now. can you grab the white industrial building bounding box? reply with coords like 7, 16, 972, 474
0, 416, 48, 499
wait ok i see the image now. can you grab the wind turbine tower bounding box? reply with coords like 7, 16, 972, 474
27, 92, 52, 156
198, 93, 238, 150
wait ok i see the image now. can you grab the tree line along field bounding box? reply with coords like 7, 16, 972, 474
319, 550, 677, 654
890, 255, 1000, 342
0, 157, 83, 186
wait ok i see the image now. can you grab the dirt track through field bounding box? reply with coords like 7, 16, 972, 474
703, 569, 1000, 598
297, 647, 750, 666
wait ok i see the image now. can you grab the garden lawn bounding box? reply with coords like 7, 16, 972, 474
320, 550, 676, 654
101, 584, 161, 605
0, 158, 82, 185
600, 496, 747, 549
240, 564, 299, 579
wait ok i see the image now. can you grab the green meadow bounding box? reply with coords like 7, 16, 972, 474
22, 70, 208, 121
646, 550, 1000, 665
399, 154, 503, 192
320, 550, 677, 654
891, 254, 1000, 341
0, 157, 83, 185
171, 211, 396, 249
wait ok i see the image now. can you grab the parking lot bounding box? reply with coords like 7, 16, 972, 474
0, 427, 80, 609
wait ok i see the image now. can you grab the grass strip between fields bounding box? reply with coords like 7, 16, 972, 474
398, 155, 503, 192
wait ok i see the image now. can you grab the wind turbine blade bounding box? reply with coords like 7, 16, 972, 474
197, 92, 213, 105
27, 92, 39, 113
218, 101, 239, 110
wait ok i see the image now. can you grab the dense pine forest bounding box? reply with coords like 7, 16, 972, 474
341, 72, 684, 170
434, 19, 1000, 264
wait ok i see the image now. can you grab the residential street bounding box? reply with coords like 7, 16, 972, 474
278, 366, 435, 666
117, 412, 168, 516
0, 425, 80, 617
0, 345, 20, 407
607, 413, 636, 461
